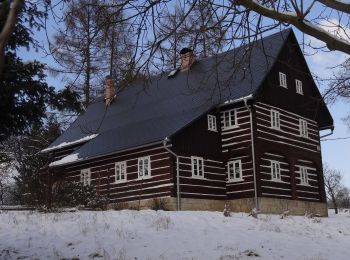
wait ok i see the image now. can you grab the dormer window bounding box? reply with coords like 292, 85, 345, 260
279, 72, 287, 88
296, 79, 303, 95
207, 114, 217, 132
299, 119, 308, 137
223, 109, 237, 129
270, 109, 280, 129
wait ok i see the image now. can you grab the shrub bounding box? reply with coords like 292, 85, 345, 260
150, 198, 168, 211
52, 182, 108, 209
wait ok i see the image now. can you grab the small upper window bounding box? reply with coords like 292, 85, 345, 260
207, 114, 217, 132
270, 109, 280, 129
115, 161, 127, 183
223, 109, 237, 129
299, 119, 308, 137
279, 72, 287, 88
81, 169, 91, 186
300, 167, 309, 185
191, 156, 204, 178
271, 161, 281, 181
138, 156, 150, 179
227, 160, 243, 182
295, 79, 303, 95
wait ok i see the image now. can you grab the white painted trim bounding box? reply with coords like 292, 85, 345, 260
262, 193, 292, 198
138, 156, 151, 179
191, 156, 205, 179
227, 189, 254, 194
279, 72, 287, 88
258, 137, 319, 153
115, 161, 127, 183
207, 114, 218, 132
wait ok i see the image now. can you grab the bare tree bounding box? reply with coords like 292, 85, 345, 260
323, 164, 344, 214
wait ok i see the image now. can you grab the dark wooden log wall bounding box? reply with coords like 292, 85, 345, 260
254, 101, 324, 202
220, 105, 255, 200
58, 144, 175, 203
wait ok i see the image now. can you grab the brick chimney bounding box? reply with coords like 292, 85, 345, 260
104, 75, 116, 106
180, 48, 196, 72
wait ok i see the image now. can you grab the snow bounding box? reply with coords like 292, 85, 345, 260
222, 94, 253, 106
41, 134, 98, 153
49, 153, 80, 167
0, 209, 349, 259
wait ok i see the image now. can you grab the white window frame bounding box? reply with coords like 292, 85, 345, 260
270, 109, 280, 129
80, 168, 91, 186
222, 109, 238, 129
115, 161, 127, 183
271, 161, 281, 181
138, 156, 151, 179
279, 72, 287, 88
227, 160, 243, 182
299, 119, 308, 137
207, 114, 217, 132
295, 79, 303, 95
191, 156, 204, 178
300, 167, 309, 185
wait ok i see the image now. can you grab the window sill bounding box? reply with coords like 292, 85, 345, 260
227, 178, 244, 183
138, 176, 152, 180
270, 126, 281, 130
208, 128, 218, 132
222, 125, 239, 131
192, 176, 205, 180
280, 85, 288, 89
299, 183, 311, 187
115, 180, 127, 184
270, 179, 284, 183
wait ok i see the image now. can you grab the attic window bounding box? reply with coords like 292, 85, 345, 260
223, 109, 237, 129
296, 79, 303, 95
207, 114, 217, 132
279, 72, 287, 88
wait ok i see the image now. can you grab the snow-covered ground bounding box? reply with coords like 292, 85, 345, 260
0, 209, 349, 260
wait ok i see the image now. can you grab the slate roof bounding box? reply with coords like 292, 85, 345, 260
46, 28, 293, 166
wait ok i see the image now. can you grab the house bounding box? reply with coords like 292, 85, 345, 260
42, 29, 333, 216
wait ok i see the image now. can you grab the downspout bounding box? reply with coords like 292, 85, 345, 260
163, 137, 181, 211
244, 98, 259, 211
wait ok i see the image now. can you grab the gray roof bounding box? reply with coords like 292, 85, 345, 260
46, 29, 292, 166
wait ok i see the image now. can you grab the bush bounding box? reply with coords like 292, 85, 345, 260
150, 198, 168, 211
52, 182, 108, 209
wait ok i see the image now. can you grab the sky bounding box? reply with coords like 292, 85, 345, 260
18, 11, 350, 187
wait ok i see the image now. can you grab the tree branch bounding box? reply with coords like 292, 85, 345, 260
317, 0, 350, 14
235, 0, 350, 54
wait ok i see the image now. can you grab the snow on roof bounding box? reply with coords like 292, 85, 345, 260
49, 153, 80, 167
221, 94, 254, 106
41, 134, 98, 153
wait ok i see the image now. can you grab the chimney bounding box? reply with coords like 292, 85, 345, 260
180, 48, 196, 72
104, 75, 116, 106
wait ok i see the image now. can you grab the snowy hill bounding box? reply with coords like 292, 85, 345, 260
0, 209, 349, 259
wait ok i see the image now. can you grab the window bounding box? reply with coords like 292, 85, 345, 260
279, 72, 287, 88
300, 167, 309, 185
299, 119, 308, 137
207, 114, 217, 132
223, 109, 237, 129
138, 157, 150, 179
191, 156, 204, 178
115, 161, 127, 182
270, 109, 280, 129
227, 160, 243, 182
80, 169, 91, 186
271, 161, 281, 181
295, 79, 303, 95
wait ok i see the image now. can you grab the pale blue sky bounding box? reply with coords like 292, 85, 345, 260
18, 23, 350, 187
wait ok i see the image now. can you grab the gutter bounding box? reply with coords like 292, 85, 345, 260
243, 98, 259, 211
163, 137, 181, 211
320, 128, 334, 139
